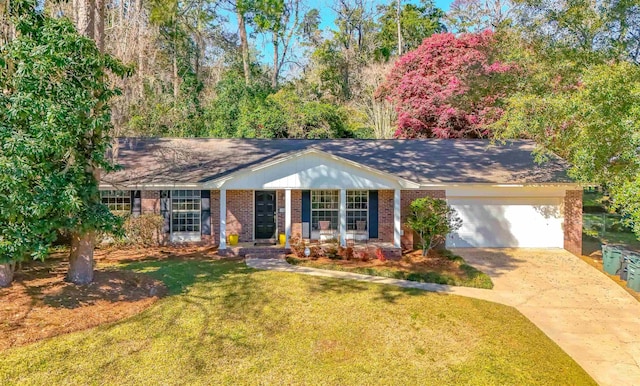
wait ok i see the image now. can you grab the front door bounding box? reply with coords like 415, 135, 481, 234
255, 191, 276, 239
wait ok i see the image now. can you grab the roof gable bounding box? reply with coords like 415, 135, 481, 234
209, 149, 418, 189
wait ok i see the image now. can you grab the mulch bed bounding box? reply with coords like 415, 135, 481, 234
290, 249, 467, 277
0, 249, 179, 351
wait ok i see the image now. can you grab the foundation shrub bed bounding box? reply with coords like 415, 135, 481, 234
286, 249, 493, 289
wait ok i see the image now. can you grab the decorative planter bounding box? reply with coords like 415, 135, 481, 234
279, 233, 286, 246
228, 234, 239, 246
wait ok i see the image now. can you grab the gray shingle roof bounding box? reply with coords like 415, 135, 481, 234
102, 138, 573, 187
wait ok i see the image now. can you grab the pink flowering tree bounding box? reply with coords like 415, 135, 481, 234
377, 31, 516, 138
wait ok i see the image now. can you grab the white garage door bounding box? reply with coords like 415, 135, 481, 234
446, 197, 564, 248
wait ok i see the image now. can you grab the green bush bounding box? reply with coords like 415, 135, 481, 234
406, 197, 462, 256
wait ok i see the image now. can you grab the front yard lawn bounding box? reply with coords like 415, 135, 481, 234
0, 253, 593, 385
287, 249, 494, 289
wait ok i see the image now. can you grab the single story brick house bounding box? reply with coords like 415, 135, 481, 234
100, 138, 583, 255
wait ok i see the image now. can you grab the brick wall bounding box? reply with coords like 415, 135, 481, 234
227, 190, 254, 242
377, 190, 394, 243
277, 190, 285, 237
291, 190, 303, 237
400, 190, 447, 249
210, 190, 220, 245
564, 190, 583, 256
141, 190, 160, 214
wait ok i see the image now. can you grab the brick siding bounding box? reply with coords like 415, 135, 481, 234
291, 190, 303, 237
277, 190, 285, 237
377, 190, 394, 243
400, 190, 447, 250
564, 190, 583, 256
227, 190, 254, 242
210, 190, 220, 245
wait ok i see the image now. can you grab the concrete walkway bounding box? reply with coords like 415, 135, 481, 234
247, 249, 640, 386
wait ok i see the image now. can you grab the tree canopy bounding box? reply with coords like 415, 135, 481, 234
0, 1, 127, 282
378, 31, 516, 138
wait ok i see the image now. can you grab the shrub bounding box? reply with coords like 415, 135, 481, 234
120, 214, 165, 246
324, 244, 340, 259
354, 248, 372, 262
338, 246, 354, 260
309, 244, 321, 259
290, 234, 307, 258
406, 197, 462, 256
375, 248, 386, 262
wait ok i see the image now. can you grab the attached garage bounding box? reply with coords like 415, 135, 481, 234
446, 196, 565, 248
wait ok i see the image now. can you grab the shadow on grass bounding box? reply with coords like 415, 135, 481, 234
120, 258, 251, 295
118, 258, 275, 368
7, 259, 165, 310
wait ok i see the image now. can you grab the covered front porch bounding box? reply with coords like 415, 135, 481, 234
217, 188, 402, 250
208, 149, 418, 251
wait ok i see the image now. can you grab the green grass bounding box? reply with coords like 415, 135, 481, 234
0, 259, 594, 385
287, 250, 494, 289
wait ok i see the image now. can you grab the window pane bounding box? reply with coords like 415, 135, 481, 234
171, 190, 201, 233
101, 190, 131, 214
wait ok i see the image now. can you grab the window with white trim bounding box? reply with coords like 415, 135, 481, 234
311, 190, 339, 231
347, 190, 368, 231
171, 190, 201, 233
100, 190, 131, 213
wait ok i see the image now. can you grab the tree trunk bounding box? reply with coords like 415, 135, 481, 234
119, 0, 125, 24
69, 0, 97, 285
67, 231, 96, 285
272, 32, 279, 88
237, 9, 250, 86
77, 0, 95, 38
72, 0, 79, 26
396, 0, 402, 56
0, 262, 15, 288
173, 48, 179, 98
136, 0, 145, 99
94, 0, 105, 52
195, 31, 204, 84
0, 6, 15, 46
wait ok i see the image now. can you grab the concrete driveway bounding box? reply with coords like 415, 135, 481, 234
452, 248, 640, 386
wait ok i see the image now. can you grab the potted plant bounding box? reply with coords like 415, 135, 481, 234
278, 232, 286, 246
228, 232, 239, 246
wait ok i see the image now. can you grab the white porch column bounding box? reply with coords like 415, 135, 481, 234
394, 189, 401, 248
339, 189, 347, 246
219, 189, 227, 249
285, 189, 292, 248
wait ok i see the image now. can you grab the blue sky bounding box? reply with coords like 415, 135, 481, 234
316, 0, 454, 31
